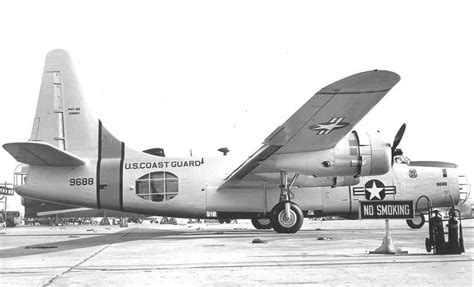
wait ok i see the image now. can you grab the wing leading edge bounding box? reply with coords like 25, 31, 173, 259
224, 70, 400, 183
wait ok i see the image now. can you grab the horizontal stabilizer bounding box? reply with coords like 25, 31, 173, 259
3, 142, 86, 167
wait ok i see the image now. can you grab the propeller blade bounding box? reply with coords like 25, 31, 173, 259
392, 123, 406, 154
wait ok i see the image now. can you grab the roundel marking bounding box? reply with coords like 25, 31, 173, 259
364, 179, 386, 200
352, 179, 397, 201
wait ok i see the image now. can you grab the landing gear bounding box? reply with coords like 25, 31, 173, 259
218, 218, 232, 224
271, 201, 304, 233
406, 212, 425, 229
251, 215, 272, 230
270, 171, 303, 233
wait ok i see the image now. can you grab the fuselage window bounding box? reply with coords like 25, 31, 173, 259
135, 171, 179, 202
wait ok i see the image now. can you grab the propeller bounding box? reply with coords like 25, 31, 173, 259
391, 123, 406, 163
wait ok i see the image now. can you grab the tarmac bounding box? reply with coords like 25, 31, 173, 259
0, 219, 473, 286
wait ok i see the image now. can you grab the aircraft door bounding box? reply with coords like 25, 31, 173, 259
97, 122, 124, 210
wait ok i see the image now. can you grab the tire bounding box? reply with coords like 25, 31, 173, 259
407, 213, 425, 229
251, 216, 272, 230
270, 201, 304, 233
218, 218, 225, 224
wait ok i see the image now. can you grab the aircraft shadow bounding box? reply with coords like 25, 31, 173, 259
0, 227, 274, 259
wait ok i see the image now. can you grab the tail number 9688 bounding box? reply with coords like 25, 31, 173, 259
69, 178, 94, 186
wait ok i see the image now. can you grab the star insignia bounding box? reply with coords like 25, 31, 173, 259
309, 117, 349, 135
365, 180, 384, 200
352, 179, 397, 201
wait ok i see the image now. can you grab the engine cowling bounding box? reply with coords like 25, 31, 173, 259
267, 131, 391, 178
356, 131, 391, 176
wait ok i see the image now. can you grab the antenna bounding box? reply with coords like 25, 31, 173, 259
218, 147, 230, 156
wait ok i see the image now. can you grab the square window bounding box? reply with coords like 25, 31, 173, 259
151, 179, 165, 193
166, 180, 178, 193
136, 181, 150, 195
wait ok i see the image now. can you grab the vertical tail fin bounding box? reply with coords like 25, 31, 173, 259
30, 49, 98, 157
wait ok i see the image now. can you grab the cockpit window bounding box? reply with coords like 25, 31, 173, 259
135, 171, 178, 202
394, 155, 411, 165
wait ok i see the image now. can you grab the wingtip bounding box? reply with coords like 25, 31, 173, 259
2, 142, 16, 150
370, 69, 401, 85
322, 70, 401, 92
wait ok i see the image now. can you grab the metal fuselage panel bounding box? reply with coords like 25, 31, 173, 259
14, 154, 460, 219
15, 164, 97, 208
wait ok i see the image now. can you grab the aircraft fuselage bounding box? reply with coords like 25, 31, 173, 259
14, 150, 460, 220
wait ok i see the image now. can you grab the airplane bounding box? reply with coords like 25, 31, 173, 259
17, 151, 467, 230
2, 50, 464, 233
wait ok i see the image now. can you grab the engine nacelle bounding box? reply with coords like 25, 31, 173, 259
267, 131, 391, 178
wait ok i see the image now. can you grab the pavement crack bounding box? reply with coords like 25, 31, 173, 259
42, 229, 132, 286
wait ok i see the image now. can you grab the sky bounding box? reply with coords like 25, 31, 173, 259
0, 1, 473, 211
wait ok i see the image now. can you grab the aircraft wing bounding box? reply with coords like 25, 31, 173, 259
224, 70, 400, 182
3, 142, 86, 167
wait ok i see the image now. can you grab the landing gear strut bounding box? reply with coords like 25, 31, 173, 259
270, 171, 303, 233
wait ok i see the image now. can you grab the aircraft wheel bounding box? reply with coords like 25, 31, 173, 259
271, 202, 304, 233
251, 216, 272, 230
407, 212, 425, 229
218, 218, 225, 224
